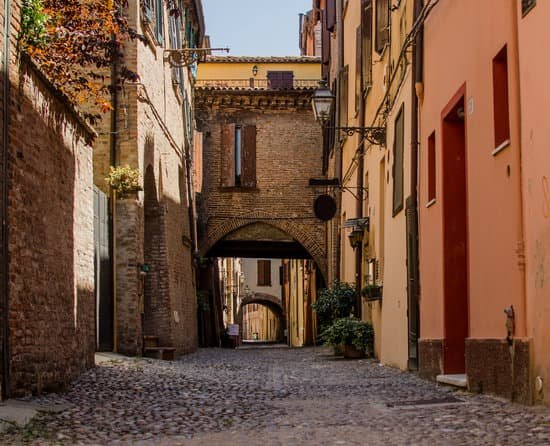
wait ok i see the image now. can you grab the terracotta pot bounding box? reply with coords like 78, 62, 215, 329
343, 344, 366, 359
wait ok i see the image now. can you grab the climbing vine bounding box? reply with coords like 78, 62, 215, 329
19, 0, 142, 122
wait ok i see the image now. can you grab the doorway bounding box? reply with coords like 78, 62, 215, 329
442, 90, 469, 374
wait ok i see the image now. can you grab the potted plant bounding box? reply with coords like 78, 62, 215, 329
361, 284, 383, 301
320, 317, 374, 359
105, 165, 142, 197
311, 280, 357, 332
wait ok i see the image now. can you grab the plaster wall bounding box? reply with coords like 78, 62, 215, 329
517, 0, 550, 405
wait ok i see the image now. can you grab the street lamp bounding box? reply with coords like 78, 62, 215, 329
311, 80, 386, 146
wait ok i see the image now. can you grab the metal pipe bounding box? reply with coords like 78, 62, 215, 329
335, 0, 344, 281
406, 0, 423, 370
1, 0, 11, 400
510, 0, 527, 339
110, 34, 119, 353
355, 5, 366, 319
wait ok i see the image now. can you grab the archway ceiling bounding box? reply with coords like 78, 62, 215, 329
207, 222, 312, 259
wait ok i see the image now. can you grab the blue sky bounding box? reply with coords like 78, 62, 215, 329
202, 0, 314, 56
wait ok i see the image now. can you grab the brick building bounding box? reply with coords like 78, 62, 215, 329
92, 0, 205, 357
194, 57, 325, 343
195, 56, 326, 275
0, 0, 96, 397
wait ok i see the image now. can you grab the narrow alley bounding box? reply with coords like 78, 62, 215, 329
4, 347, 549, 445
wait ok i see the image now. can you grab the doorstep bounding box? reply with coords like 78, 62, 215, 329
436, 374, 467, 388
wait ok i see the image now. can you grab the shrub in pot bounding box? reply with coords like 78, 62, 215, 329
320, 317, 374, 358
311, 280, 356, 332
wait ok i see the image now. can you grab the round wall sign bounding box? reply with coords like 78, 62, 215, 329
314, 194, 337, 221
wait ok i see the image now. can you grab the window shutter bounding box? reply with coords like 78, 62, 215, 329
322, 10, 331, 79
326, 0, 336, 31
375, 0, 389, 53
155, 0, 164, 45
339, 66, 349, 127
265, 261, 271, 286
267, 71, 294, 89
257, 260, 264, 285
355, 26, 362, 114
221, 124, 235, 187
392, 105, 405, 215
242, 125, 257, 188
362, 0, 373, 90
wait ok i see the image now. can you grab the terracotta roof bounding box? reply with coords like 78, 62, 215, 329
204, 56, 321, 64
194, 86, 317, 92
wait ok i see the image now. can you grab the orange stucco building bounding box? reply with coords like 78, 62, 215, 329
517, 0, 550, 405
419, 0, 548, 405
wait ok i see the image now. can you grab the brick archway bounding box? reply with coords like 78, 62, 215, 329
237, 293, 285, 342
199, 219, 327, 283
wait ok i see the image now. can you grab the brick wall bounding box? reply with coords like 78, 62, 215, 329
90, 0, 198, 356
4, 58, 95, 396
195, 89, 327, 281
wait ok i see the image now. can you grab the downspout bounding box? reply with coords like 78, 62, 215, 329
335, 0, 344, 281
1, 0, 11, 400
511, 0, 526, 341
110, 34, 119, 353
355, 19, 365, 319
510, 0, 528, 402
407, 0, 423, 370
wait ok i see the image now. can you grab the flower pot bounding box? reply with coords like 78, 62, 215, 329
343, 344, 366, 359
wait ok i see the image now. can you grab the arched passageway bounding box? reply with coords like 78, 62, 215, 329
238, 294, 285, 342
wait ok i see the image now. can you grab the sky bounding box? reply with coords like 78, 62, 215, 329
202, 0, 314, 56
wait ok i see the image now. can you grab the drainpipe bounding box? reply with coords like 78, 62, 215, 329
510, 0, 526, 341
407, 0, 423, 370
355, 14, 365, 319
335, 0, 344, 281
1, 0, 11, 400
110, 34, 119, 353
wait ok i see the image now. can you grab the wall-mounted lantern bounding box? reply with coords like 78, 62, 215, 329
312, 80, 386, 146
252, 65, 259, 76
348, 229, 364, 250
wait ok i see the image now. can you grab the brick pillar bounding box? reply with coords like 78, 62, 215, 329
115, 196, 144, 356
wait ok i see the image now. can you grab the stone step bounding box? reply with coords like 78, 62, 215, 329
143, 346, 176, 361
143, 335, 159, 348
436, 373, 468, 388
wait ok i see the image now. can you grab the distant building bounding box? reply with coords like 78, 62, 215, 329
194, 56, 325, 347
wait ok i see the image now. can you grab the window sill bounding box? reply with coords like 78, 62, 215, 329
492, 139, 510, 157
426, 198, 436, 208
218, 186, 260, 193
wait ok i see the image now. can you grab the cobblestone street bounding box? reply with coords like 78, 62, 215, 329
4, 347, 550, 445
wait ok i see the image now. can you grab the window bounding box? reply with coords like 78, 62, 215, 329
257, 260, 272, 286
168, 13, 184, 96
392, 105, 405, 216
326, 0, 336, 31
375, 0, 390, 53
362, 0, 373, 92
142, 0, 164, 45
355, 26, 362, 113
267, 71, 294, 89
339, 65, 349, 127
522, 0, 536, 16
492, 45, 510, 150
220, 124, 256, 188
428, 131, 436, 203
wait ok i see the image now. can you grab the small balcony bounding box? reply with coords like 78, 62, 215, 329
194, 78, 320, 91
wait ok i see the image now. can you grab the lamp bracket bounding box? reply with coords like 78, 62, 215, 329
328, 126, 386, 146
164, 47, 230, 68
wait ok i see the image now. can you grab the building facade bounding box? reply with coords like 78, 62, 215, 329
92, 0, 205, 357
418, 0, 532, 404
0, 0, 96, 397
313, 0, 420, 370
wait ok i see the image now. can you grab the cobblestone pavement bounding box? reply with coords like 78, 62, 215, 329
3, 347, 550, 445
